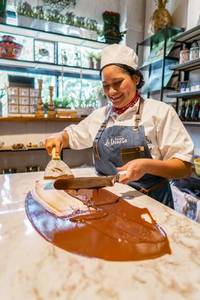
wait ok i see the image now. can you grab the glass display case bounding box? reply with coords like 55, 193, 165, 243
0, 23, 107, 116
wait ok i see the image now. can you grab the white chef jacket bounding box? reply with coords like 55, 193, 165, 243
65, 98, 194, 163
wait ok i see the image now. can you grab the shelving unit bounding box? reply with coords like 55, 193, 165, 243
0, 115, 93, 173
167, 24, 200, 125
0, 57, 100, 79
136, 27, 182, 102
0, 115, 83, 122
0, 23, 105, 80
0, 23, 105, 49
0, 23, 102, 173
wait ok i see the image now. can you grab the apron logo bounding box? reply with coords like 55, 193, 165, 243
105, 136, 128, 147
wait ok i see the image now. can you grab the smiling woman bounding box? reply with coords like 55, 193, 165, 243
45, 44, 194, 209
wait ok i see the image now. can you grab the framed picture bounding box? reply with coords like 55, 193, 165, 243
34, 40, 55, 64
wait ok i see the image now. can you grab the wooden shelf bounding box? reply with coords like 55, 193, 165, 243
0, 146, 75, 153
0, 146, 45, 152
0, 116, 83, 122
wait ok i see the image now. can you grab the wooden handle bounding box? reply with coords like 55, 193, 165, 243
52, 147, 60, 160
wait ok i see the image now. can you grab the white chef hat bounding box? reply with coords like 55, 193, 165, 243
100, 44, 138, 71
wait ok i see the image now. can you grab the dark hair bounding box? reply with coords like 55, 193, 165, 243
100, 63, 145, 89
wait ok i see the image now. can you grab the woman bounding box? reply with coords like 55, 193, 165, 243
45, 44, 194, 208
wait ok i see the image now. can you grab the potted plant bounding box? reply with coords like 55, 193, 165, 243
17, 1, 34, 27
94, 53, 101, 69
88, 52, 95, 69
0, 0, 7, 23
102, 11, 126, 44
43, 0, 76, 13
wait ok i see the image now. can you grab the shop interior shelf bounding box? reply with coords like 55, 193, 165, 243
173, 24, 200, 43
139, 57, 178, 70
0, 57, 100, 79
170, 58, 200, 72
182, 121, 200, 126
0, 146, 45, 152
142, 87, 176, 94
137, 27, 182, 47
0, 116, 83, 122
0, 23, 106, 49
167, 90, 200, 98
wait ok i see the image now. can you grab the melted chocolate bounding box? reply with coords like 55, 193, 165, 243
25, 189, 171, 261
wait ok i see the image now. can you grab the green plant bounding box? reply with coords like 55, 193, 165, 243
43, 0, 76, 12
0, 88, 5, 99
102, 11, 126, 43
17, 1, 100, 37
17, 1, 34, 17
54, 97, 73, 108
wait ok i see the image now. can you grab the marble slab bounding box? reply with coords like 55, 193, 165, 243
0, 168, 200, 300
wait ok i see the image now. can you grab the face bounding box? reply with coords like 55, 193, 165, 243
101, 65, 139, 108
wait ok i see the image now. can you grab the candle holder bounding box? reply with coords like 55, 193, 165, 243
35, 79, 44, 118
48, 86, 56, 118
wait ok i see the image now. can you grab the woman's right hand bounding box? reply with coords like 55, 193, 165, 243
45, 132, 64, 157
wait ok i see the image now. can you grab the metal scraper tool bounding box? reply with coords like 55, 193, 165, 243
44, 147, 74, 179
54, 174, 121, 190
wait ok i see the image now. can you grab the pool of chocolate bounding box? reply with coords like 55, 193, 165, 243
25, 188, 171, 261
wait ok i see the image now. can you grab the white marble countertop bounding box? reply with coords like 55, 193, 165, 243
0, 168, 200, 300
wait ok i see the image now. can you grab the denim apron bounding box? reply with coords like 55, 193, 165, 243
93, 97, 174, 208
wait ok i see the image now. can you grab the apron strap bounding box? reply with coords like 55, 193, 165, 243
133, 96, 145, 128
93, 105, 112, 159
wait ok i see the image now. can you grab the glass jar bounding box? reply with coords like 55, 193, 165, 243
179, 81, 188, 93
179, 49, 190, 64
189, 47, 199, 61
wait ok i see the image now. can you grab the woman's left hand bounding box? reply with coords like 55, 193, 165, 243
117, 159, 147, 183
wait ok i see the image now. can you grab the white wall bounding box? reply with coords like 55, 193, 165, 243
120, 0, 146, 50
73, 0, 120, 23
187, 0, 200, 29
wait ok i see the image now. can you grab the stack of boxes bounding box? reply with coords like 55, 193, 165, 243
8, 87, 38, 115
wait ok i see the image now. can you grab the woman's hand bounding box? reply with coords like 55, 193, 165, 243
117, 158, 192, 183
45, 132, 65, 156
117, 159, 146, 183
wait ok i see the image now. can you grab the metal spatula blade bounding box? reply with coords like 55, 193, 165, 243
44, 147, 74, 179
54, 174, 120, 190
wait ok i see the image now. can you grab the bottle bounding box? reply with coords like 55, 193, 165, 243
198, 99, 200, 121
0, 100, 2, 116
185, 99, 193, 121
191, 99, 200, 121
179, 100, 186, 121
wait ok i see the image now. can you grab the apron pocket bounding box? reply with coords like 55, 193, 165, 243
120, 146, 145, 164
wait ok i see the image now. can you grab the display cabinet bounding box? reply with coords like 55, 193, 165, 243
0, 23, 107, 115
167, 24, 200, 126
0, 22, 105, 173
